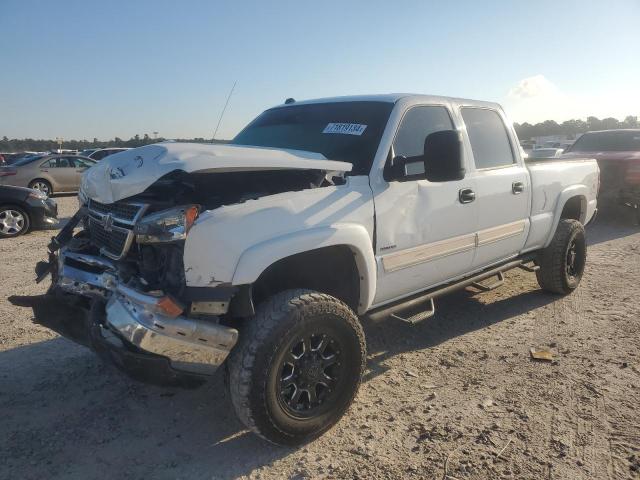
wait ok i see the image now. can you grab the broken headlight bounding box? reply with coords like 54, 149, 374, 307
134, 205, 199, 244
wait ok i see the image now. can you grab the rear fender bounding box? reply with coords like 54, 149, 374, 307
544, 185, 588, 247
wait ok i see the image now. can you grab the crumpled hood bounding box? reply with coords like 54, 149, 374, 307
81, 142, 352, 204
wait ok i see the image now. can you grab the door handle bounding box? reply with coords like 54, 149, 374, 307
459, 188, 476, 204
512, 182, 525, 194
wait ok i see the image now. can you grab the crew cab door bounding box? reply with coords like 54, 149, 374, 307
459, 107, 530, 268
371, 105, 478, 305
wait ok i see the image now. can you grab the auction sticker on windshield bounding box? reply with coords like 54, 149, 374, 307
323, 123, 367, 135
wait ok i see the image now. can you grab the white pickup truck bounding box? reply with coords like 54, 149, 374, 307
24, 94, 598, 445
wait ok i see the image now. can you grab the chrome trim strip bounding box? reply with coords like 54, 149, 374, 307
380, 220, 527, 273
476, 220, 526, 246
382, 233, 476, 273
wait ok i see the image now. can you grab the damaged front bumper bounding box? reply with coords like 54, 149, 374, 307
50, 248, 238, 380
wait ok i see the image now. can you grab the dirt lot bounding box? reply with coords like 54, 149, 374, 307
1, 196, 639, 480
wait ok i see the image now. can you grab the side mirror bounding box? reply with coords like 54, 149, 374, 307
423, 130, 465, 182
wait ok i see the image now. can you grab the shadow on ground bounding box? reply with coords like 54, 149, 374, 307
586, 204, 639, 245
362, 285, 557, 382
0, 279, 559, 479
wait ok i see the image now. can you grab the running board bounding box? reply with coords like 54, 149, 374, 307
471, 272, 505, 291
368, 259, 526, 323
518, 263, 540, 273
391, 298, 435, 324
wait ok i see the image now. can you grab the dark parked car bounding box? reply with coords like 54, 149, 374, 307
563, 129, 640, 222
0, 185, 58, 238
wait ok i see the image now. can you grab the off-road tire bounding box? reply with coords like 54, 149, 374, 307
226, 289, 366, 445
536, 219, 586, 294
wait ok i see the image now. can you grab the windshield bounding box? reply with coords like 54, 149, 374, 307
567, 131, 640, 152
231, 101, 394, 175
12, 154, 45, 166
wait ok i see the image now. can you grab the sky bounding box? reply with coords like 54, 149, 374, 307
1, 0, 639, 141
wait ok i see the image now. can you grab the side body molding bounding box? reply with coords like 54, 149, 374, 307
231, 224, 377, 314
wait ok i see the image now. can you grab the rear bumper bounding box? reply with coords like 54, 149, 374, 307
52, 248, 238, 378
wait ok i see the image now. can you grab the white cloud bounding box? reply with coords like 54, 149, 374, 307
502, 75, 640, 124
508, 75, 558, 100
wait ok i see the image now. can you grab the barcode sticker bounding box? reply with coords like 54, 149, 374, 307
323, 123, 367, 135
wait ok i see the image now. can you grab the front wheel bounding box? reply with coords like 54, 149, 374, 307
536, 219, 586, 294
0, 205, 30, 238
227, 289, 366, 445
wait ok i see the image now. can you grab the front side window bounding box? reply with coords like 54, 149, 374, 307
462, 108, 515, 169
231, 101, 394, 175
390, 105, 454, 177
393, 106, 454, 158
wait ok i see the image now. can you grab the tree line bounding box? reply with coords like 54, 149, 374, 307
514, 115, 638, 140
0, 135, 227, 153
1, 115, 638, 152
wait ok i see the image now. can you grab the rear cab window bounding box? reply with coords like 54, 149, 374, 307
461, 108, 515, 169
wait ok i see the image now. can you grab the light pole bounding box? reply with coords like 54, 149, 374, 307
55, 137, 63, 152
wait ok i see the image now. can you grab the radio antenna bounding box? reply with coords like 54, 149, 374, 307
212, 80, 237, 141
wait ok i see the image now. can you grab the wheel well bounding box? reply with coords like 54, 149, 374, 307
560, 196, 585, 222
251, 246, 361, 312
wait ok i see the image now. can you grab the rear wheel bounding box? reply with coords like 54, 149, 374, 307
0, 205, 30, 238
29, 180, 52, 196
536, 219, 586, 294
227, 289, 366, 445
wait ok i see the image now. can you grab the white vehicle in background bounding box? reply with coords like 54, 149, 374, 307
79, 147, 130, 161
528, 147, 564, 159
26, 94, 599, 445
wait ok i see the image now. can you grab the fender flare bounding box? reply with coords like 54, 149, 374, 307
231, 224, 376, 314
543, 185, 588, 247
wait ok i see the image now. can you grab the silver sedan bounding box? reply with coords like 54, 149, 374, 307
0, 154, 96, 196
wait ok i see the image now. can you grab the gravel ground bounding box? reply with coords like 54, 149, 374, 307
1, 196, 639, 480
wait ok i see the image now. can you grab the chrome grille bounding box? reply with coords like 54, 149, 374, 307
88, 199, 143, 224
86, 200, 147, 259
88, 217, 131, 258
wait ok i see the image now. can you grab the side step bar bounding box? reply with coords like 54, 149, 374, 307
368, 259, 531, 324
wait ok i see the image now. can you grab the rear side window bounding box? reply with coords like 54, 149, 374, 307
462, 108, 515, 169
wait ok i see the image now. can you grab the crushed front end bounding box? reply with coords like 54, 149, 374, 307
30, 197, 239, 386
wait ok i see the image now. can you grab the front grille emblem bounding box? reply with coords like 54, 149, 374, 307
103, 214, 114, 232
